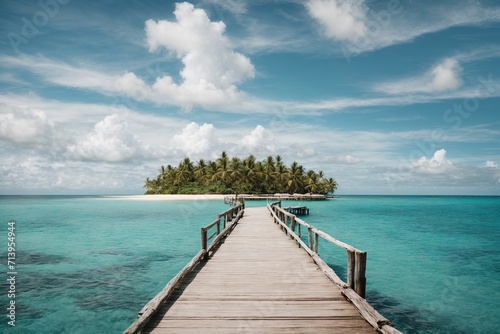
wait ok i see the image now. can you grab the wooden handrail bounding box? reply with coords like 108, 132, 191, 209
202, 204, 244, 256
123, 203, 244, 334
266, 203, 401, 334
268, 203, 366, 295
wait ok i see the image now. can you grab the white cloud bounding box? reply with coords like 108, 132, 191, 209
413, 149, 454, 174
68, 114, 149, 163
485, 161, 498, 168
2, 51, 499, 116
0, 105, 55, 146
171, 122, 219, 156
0, 154, 154, 194
307, 1, 500, 54
115, 72, 150, 100
430, 58, 462, 91
144, 2, 255, 109
306, 0, 367, 43
374, 58, 462, 95
0, 3, 255, 110
239, 125, 275, 153
0, 54, 116, 93
0, 104, 71, 154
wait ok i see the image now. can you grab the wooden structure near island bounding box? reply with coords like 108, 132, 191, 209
224, 193, 328, 205
283, 205, 310, 215
123, 200, 402, 334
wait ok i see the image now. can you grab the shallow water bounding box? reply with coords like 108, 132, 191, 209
0, 195, 498, 333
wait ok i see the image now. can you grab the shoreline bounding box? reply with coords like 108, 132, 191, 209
102, 194, 231, 201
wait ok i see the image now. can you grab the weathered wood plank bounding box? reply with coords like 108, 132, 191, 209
148, 318, 374, 328
134, 207, 399, 334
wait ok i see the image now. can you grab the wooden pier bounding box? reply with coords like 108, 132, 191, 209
124, 203, 401, 334
224, 193, 326, 204
283, 205, 309, 215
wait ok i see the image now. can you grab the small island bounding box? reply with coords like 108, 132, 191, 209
144, 151, 337, 195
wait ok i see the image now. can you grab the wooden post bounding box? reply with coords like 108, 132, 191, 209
216, 219, 220, 235
355, 251, 367, 298
297, 224, 301, 248
290, 217, 296, 239
314, 233, 319, 254
308, 227, 313, 250
347, 250, 355, 289
201, 228, 208, 260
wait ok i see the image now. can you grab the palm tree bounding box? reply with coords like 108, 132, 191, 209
253, 162, 265, 193
144, 177, 159, 193
275, 155, 284, 168
322, 177, 338, 194
286, 162, 304, 193
207, 161, 218, 181
212, 155, 233, 189
194, 159, 207, 184
229, 157, 244, 194
216, 151, 229, 168
237, 155, 256, 192
263, 156, 276, 193
144, 151, 337, 195
275, 163, 288, 193
304, 170, 321, 193
177, 157, 194, 184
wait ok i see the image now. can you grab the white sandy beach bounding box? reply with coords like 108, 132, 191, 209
103, 194, 232, 201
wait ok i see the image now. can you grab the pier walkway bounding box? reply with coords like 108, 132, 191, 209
125, 205, 401, 334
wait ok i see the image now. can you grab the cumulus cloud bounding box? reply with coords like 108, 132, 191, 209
68, 114, 148, 163
306, 0, 367, 43
0, 3, 255, 110
374, 58, 462, 95
485, 160, 498, 168
0, 105, 54, 145
413, 149, 454, 174
171, 122, 219, 156
144, 2, 255, 108
0, 104, 70, 153
239, 125, 275, 152
115, 72, 150, 100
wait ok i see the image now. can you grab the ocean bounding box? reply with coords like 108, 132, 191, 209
0, 195, 498, 333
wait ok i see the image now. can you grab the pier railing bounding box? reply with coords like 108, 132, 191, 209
123, 203, 244, 334
267, 202, 401, 334
201, 204, 244, 260
268, 201, 366, 296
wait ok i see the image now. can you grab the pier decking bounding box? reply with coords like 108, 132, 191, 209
125, 204, 401, 334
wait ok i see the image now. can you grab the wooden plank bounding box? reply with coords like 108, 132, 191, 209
135, 207, 398, 334
148, 319, 374, 328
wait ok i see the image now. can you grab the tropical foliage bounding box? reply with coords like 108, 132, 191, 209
144, 152, 338, 195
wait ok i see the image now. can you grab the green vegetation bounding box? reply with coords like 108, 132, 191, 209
144, 152, 338, 195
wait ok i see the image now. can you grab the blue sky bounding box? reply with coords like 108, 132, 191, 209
1, 0, 499, 195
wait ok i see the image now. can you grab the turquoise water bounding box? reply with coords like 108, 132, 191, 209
0, 196, 499, 333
